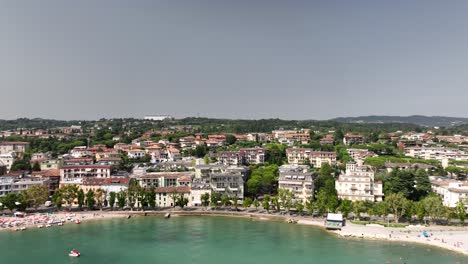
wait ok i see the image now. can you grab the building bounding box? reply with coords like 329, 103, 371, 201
309, 151, 337, 168
135, 172, 193, 189
320, 135, 334, 145
343, 134, 364, 145
217, 148, 266, 165
217, 151, 241, 165
0, 176, 49, 197
0, 141, 29, 155
81, 177, 130, 206
431, 180, 468, 210
0, 153, 16, 171
286, 148, 336, 168
126, 149, 147, 159
60, 165, 112, 184
335, 162, 384, 202
405, 147, 468, 163
347, 148, 377, 163
190, 178, 212, 206
31, 169, 61, 195
278, 165, 314, 203
194, 164, 249, 200
144, 115, 174, 121
239, 147, 266, 164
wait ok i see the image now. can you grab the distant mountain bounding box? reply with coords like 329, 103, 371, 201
330, 115, 468, 127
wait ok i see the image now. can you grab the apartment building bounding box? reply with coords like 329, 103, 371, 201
278, 165, 314, 203
431, 180, 468, 210
343, 134, 364, 145
0, 141, 29, 154
286, 148, 336, 168
0, 176, 49, 197
60, 165, 112, 184
335, 162, 384, 202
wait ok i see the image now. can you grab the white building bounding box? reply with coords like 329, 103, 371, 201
0, 141, 29, 155
0, 152, 16, 171
286, 148, 336, 168
335, 162, 384, 202
431, 180, 468, 210
278, 165, 314, 203
0, 176, 49, 197
60, 165, 112, 184
144, 115, 174, 121
194, 164, 249, 200
405, 147, 468, 162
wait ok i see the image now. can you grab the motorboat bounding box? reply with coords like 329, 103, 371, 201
68, 250, 80, 257
75, 219, 81, 224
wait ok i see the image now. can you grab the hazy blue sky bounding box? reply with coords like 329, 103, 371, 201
1, 0, 468, 120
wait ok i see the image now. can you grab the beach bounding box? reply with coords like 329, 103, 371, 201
2, 209, 467, 256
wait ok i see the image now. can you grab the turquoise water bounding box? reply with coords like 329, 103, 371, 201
0, 216, 467, 264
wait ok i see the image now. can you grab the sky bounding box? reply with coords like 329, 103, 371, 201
1, 0, 468, 120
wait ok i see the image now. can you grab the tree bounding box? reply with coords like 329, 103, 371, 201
61, 185, 79, 209
319, 163, 335, 178
295, 200, 304, 214
86, 189, 95, 209
226, 134, 237, 145
243, 197, 253, 208
315, 190, 329, 215
211, 193, 222, 206
52, 190, 63, 210
386, 192, 408, 223
201, 193, 210, 207
338, 199, 352, 218
278, 188, 294, 212
455, 201, 466, 225
170, 191, 180, 208
413, 201, 426, 222
253, 199, 260, 210
77, 189, 85, 210
271, 195, 280, 211
10, 159, 32, 172
221, 195, 231, 207
147, 187, 156, 208
127, 179, 139, 210
266, 144, 286, 166
372, 201, 389, 218
23, 185, 49, 210
262, 195, 271, 212
109, 192, 116, 210
117, 191, 127, 209
32, 162, 41, 171
352, 201, 366, 220
94, 188, 106, 210
175, 194, 189, 208
414, 169, 431, 200
1, 192, 21, 211
422, 194, 446, 222
384, 169, 416, 200
305, 197, 316, 215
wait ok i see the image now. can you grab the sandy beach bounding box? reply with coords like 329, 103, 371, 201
2, 209, 467, 256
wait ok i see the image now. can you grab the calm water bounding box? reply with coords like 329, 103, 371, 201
0, 216, 467, 264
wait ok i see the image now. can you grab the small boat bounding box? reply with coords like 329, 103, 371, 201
58, 222, 63, 226
164, 213, 171, 218
45, 224, 52, 228
38, 225, 44, 228
68, 250, 80, 257
20, 227, 26, 230
75, 219, 81, 224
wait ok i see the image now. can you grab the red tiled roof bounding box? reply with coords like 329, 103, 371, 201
82, 177, 130, 186
61, 165, 112, 169
0, 141, 29, 145
155, 186, 190, 193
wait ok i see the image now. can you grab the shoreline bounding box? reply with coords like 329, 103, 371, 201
2, 209, 468, 256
